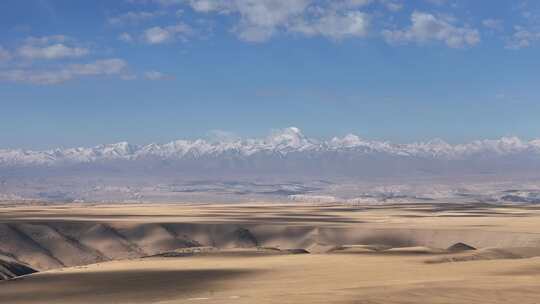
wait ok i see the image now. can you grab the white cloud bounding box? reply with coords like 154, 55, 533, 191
142, 23, 192, 44
24, 35, 67, 45
143, 27, 173, 44
108, 11, 164, 25
182, 0, 374, 42
380, 0, 403, 12
144, 70, 174, 80
231, 0, 311, 42
18, 43, 89, 60
16, 36, 89, 60
180, 0, 311, 42
382, 11, 480, 48
129, 0, 491, 46
482, 19, 503, 31
70, 59, 128, 76
0, 46, 11, 62
290, 11, 370, 40
506, 26, 540, 49
0, 59, 129, 85
118, 32, 134, 42
185, 0, 228, 12
234, 24, 275, 42
0, 69, 72, 85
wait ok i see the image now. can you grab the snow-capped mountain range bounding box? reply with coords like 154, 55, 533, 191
3, 127, 540, 203
2, 127, 540, 167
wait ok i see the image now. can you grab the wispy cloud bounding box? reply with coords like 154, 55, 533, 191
382, 11, 480, 48
16, 35, 89, 60
181, 0, 373, 42
506, 26, 540, 49
18, 44, 89, 60
380, 0, 403, 12
482, 19, 504, 31
24, 35, 67, 45
0, 59, 129, 85
289, 11, 370, 40
142, 23, 192, 44
0, 46, 12, 62
118, 32, 134, 42
144, 70, 174, 80
108, 10, 165, 26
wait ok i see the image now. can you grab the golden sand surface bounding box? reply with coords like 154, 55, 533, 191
1, 202, 540, 231
0, 202, 539, 303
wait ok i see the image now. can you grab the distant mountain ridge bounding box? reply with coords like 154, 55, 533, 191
2, 127, 540, 167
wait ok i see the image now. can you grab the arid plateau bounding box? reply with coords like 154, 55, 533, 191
1, 201, 540, 303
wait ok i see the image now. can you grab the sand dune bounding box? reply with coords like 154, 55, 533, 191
0, 255, 36, 280
0, 224, 65, 270
428, 247, 540, 263
447, 242, 477, 252
5, 220, 540, 272
1, 253, 540, 303
1, 202, 540, 303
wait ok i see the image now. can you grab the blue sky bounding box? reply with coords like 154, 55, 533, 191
1, 0, 540, 149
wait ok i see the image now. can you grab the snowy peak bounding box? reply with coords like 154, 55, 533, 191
266, 127, 313, 151
1, 127, 540, 167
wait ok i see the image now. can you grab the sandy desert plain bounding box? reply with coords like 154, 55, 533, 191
1, 200, 540, 303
